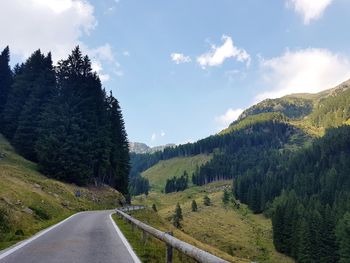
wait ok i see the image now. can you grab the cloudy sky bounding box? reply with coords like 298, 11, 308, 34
1, 0, 350, 146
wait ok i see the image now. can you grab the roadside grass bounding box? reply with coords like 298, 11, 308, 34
133, 181, 294, 263
0, 134, 124, 249
141, 154, 211, 191
112, 213, 197, 263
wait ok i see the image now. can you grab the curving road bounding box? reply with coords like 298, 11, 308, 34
0, 210, 140, 263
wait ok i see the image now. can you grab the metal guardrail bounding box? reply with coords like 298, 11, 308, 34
115, 207, 229, 263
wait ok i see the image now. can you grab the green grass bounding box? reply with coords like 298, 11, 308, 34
112, 213, 197, 263
133, 181, 294, 263
141, 154, 211, 191
219, 112, 287, 135
0, 134, 124, 249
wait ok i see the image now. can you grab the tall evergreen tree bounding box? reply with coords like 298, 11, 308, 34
0, 46, 13, 122
34, 47, 130, 192
106, 92, 130, 194
222, 188, 230, 205
191, 200, 198, 212
13, 52, 55, 161
173, 203, 183, 228
336, 212, 350, 263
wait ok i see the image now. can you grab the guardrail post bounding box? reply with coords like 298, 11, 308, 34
166, 232, 173, 263
142, 230, 148, 244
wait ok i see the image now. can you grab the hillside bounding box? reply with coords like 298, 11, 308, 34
0, 134, 124, 249
133, 181, 293, 263
235, 79, 350, 130
130, 79, 350, 263
142, 154, 211, 191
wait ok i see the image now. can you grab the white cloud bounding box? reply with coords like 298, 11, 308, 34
160, 130, 166, 137
151, 133, 156, 141
287, 0, 334, 24
0, 0, 97, 61
197, 35, 250, 69
88, 43, 114, 62
216, 108, 244, 128
99, 74, 111, 82
123, 51, 130, 56
0, 0, 123, 82
171, 53, 191, 64
257, 48, 350, 101
89, 50, 115, 82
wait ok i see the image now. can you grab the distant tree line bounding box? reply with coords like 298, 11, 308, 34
164, 171, 189, 193
191, 121, 297, 185
129, 175, 149, 196
0, 46, 130, 194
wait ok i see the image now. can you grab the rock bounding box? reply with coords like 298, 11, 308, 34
61, 201, 70, 207
53, 193, 59, 198
33, 183, 42, 189
15, 200, 22, 205
22, 207, 34, 214
2, 197, 13, 205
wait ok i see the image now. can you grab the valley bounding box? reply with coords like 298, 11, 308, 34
128, 79, 350, 263
130, 156, 294, 262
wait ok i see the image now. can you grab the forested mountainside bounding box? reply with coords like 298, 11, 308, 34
0, 46, 130, 195
131, 79, 350, 262
246, 126, 350, 262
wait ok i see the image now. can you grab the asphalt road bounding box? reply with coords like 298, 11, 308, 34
0, 210, 139, 263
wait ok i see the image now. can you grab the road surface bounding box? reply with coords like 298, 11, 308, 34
0, 210, 140, 263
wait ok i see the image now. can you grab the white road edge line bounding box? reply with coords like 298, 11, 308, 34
109, 212, 141, 263
0, 212, 82, 260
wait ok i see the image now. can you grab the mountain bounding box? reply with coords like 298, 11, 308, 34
130, 78, 350, 263
129, 142, 151, 154
236, 78, 350, 125
129, 142, 176, 154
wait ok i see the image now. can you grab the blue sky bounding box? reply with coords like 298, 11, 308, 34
1, 0, 350, 146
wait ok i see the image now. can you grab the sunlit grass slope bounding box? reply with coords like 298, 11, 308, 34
133, 181, 294, 263
0, 134, 124, 249
141, 154, 211, 191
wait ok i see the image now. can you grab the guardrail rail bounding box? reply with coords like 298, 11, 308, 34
115, 206, 229, 263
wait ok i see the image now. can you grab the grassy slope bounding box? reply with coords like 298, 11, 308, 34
0, 134, 124, 249
141, 154, 211, 191
134, 179, 293, 263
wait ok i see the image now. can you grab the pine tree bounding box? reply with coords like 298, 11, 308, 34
0, 46, 13, 122
336, 212, 350, 263
13, 52, 55, 161
173, 203, 183, 228
297, 219, 312, 263
319, 205, 338, 263
106, 92, 130, 194
203, 195, 211, 206
222, 189, 230, 205
191, 200, 198, 212
152, 204, 157, 212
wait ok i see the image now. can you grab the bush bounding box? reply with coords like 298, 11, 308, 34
0, 206, 10, 233
152, 204, 157, 212
203, 195, 211, 206
191, 200, 198, 212
15, 229, 24, 236
29, 206, 51, 220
